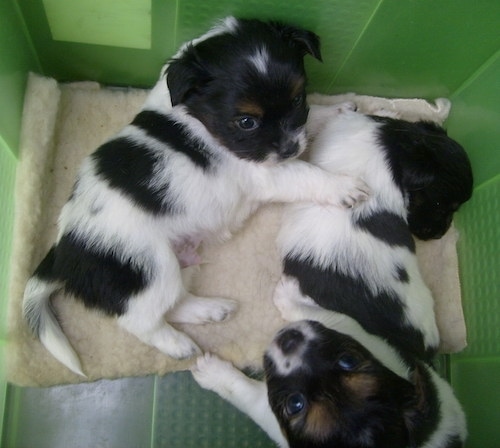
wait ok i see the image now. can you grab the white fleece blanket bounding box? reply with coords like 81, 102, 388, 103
6, 74, 467, 387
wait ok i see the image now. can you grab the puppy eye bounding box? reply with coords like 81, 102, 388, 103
337, 353, 361, 371
292, 94, 303, 107
235, 116, 260, 131
285, 393, 307, 416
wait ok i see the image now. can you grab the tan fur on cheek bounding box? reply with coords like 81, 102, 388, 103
290, 77, 305, 99
302, 401, 337, 442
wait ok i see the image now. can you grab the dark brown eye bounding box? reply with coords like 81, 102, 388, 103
235, 116, 260, 131
285, 393, 307, 416
337, 353, 361, 371
292, 94, 303, 107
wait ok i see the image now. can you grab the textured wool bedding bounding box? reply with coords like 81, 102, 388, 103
6, 73, 467, 387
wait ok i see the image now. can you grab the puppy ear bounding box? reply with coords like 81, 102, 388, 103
166, 45, 212, 106
401, 160, 435, 192
270, 22, 322, 61
387, 121, 439, 192
403, 363, 434, 444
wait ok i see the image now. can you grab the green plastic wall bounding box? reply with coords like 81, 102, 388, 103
1, 0, 499, 447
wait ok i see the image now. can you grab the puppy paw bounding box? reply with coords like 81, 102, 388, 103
198, 298, 238, 323
155, 330, 202, 360
191, 353, 236, 392
273, 277, 318, 321
336, 101, 357, 113
167, 296, 238, 324
336, 176, 370, 209
371, 107, 399, 119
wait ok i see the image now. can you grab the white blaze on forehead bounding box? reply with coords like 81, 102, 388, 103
266, 321, 317, 376
248, 46, 270, 75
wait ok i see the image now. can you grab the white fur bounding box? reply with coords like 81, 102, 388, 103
248, 47, 270, 75
422, 367, 467, 446
24, 28, 368, 375
23, 277, 85, 377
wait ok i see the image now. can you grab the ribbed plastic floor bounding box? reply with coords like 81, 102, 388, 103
2, 372, 275, 448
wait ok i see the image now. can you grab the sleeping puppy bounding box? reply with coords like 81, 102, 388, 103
192, 105, 471, 447
22, 18, 368, 377
278, 105, 473, 364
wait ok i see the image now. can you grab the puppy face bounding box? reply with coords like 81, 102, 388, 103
264, 321, 418, 447
375, 118, 473, 240
167, 18, 321, 162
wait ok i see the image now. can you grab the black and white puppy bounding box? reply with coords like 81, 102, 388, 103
192, 105, 471, 447
22, 18, 368, 377
279, 105, 473, 364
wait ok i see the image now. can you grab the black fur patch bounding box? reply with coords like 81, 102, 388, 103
50, 231, 148, 316
407, 364, 441, 447
92, 137, 179, 216
355, 211, 415, 252
283, 256, 434, 362
131, 110, 213, 169
396, 266, 410, 283
33, 246, 57, 280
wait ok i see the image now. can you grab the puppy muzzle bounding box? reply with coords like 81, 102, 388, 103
275, 140, 300, 159
275, 128, 307, 160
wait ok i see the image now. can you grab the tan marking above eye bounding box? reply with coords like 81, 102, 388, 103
237, 100, 264, 118
342, 373, 379, 399
290, 77, 305, 99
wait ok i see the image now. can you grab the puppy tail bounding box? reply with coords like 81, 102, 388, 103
23, 269, 86, 378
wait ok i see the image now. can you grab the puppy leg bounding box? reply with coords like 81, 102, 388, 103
117, 274, 202, 359
166, 293, 238, 324
256, 160, 369, 208
192, 353, 288, 447
272, 275, 322, 321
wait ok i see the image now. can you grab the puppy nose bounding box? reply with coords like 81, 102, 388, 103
278, 142, 299, 159
277, 329, 304, 354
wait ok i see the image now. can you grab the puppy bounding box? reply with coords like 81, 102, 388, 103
22, 18, 368, 376
278, 105, 473, 363
194, 311, 466, 448
192, 105, 471, 447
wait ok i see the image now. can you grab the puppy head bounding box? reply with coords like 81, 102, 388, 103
264, 321, 430, 448
375, 118, 473, 240
166, 17, 321, 162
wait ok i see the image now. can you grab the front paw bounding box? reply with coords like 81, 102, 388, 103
338, 176, 370, 209
194, 298, 239, 324
273, 277, 318, 321
191, 353, 236, 392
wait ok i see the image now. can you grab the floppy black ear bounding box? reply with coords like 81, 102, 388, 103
166, 45, 212, 106
400, 157, 436, 192
270, 22, 322, 61
403, 363, 435, 446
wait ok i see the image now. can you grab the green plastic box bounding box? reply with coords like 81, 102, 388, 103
1, 1, 499, 446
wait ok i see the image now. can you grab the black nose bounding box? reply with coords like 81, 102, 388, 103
276, 329, 304, 354
279, 141, 299, 159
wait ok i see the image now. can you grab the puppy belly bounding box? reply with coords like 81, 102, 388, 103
172, 235, 203, 268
